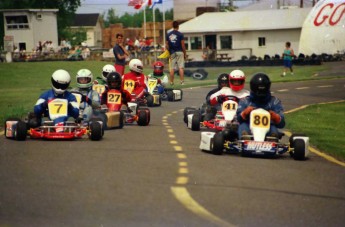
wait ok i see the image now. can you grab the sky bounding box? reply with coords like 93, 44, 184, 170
76, 0, 174, 15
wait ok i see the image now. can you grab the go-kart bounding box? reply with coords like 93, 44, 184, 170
101, 88, 150, 127
185, 96, 238, 131
4, 98, 103, 141
147, 77, 183, 102
199, 108, 309, 160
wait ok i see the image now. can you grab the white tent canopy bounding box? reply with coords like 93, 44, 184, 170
299, 0, 345, 55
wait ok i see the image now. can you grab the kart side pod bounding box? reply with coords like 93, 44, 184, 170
167, 89, 182, 101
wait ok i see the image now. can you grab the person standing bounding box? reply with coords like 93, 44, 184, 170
113, 33, 129, 76
282, 41, 295, 77
166, 21, 187, 85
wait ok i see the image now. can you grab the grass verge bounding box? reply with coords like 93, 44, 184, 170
285, 101, 345, 161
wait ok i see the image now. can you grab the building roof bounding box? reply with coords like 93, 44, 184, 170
72, 13, 100, 27
0, 9, 59, 13
179, 8, 312, 33
238, 0, 314, 11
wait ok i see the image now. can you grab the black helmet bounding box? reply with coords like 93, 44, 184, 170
217, 73, 229, 89
107, 72, 122, 90
250, 73, 271, 97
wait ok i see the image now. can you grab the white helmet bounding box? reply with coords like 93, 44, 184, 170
102, 64, 116, 81
129, 59, 143, 74
229, 69, 246, 91
51, 69, 71, 94
76, 69, 93, 89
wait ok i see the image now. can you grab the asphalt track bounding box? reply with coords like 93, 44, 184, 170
0, 78, 344, 227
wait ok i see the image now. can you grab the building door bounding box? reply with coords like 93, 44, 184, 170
19, 42, 26, 51
205, 35, 216, 49
205, 35, 216, 60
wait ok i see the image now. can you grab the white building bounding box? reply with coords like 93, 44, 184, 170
1, 9, 59, 52
178, 7, 311, 61
173, 0, 221, 21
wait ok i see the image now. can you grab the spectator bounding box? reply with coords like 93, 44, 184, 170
113, 33, 129, 75
281, 41, 295, 76
166, 20, 187, 85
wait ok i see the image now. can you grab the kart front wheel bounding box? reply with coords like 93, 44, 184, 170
146, 94, 154, 107
183, 107, 196, 124
89, 121, 103, 141
292, 139, 306, 160
212, 132, 224, 155
137, 108, 150, 126
15, 120, 27, 141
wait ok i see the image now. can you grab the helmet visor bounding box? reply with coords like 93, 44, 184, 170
77, 77, 92, 84
51, 78, 70, 90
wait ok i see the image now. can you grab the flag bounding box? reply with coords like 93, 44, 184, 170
133, 0, 152, 10
149, 0, 163, 9
128, 0, 142, 6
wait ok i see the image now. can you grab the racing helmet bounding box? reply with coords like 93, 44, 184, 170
229, 69, 245, 91
102, 64, 116, 81
76, 69, 93, 89
153, 61, 164, 76
51, 69, 71, 94
107, 72, 122, 90
129, 59, 143, 74
217, 73, 229, 89
250, 73, 271, 98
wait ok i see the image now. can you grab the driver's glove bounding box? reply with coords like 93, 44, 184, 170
269, 110, 281, 124
240, 106, 254, 120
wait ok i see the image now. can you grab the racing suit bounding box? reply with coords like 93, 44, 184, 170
236, 92, 285, 137
147, 72, 169, 95
122, 71, 147, 100
70, 87, 100, 122
34, 89, 79, 126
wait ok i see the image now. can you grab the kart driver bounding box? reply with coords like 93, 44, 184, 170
209, 69, 250, 105
93, 64, 116, 85
147, 61, 169, 95
236, 73, 285, 138
122, 59, 147, 100
71, 69, 101, 122
101, 71, 132, 106
33, 69, 79, 132
206, 73, 229, 105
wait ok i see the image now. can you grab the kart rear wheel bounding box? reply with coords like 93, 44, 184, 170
183, 107, 196, 124
91, 117, 105, 135
137, 108, 150, 126
15, 120, 28, 141
167, 90, 174, 101
191, 111, 201, 131
146, 94, 154, 107
119, 111, 125, 129
212, 132, 224, 155
89, 121, 103, 141
292, 139, 306, 161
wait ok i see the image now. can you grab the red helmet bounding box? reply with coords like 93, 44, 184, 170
229, 69, 245, 91
153, 61, 164, 76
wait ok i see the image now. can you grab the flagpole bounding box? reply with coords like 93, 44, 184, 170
144, 8, 147, 39
153, 7, 157, 61
163, 0, 166, 50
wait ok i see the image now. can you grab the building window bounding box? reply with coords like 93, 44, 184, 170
220, 35, 232, 49
258, 37, 266, 47
190, 36, 202, 50
5, 15, 29, 29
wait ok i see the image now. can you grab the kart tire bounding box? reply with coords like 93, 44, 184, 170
146, 94, 154, 107
167, 90, 174, 101
191, 69, 208, 80
183, 107, 196, 124
15, 120, 27, 141
289, 133, 306, 157
137, 108, 150, 126
91, 117, 105, 135
119, 111, 125, 129
89, 121, 103, 141
191, 111, 201, 131
292, 139, 306, 161
212, 132, 224, 155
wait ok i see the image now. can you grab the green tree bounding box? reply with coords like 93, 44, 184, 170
0, 0, 81, 48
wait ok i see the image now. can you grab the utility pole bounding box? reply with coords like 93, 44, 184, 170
300, 0, 303, 8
